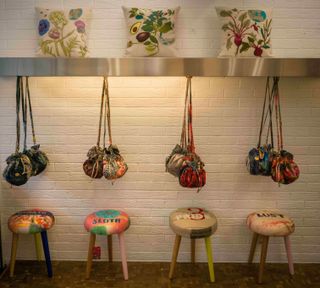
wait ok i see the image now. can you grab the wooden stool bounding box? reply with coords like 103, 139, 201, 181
169, 208, 218, 282
8, 209, 55, 277
247, 210, 295, 284
84, 209, 130, 280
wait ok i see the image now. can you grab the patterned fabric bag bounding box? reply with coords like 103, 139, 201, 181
247, 77, 275, 176
178, 77, 206, 191
3, 77, 32, 186
165, 78, 189, 177
271, 77, 299, 185
23, 77, 49, 176
83, 78, 128, 181
102, 78, 128, 181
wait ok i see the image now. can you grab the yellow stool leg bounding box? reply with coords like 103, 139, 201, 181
9, 233, 19, 277
34, 233, 42, 261
86, 233, 96, 279
205, 236, 215, 283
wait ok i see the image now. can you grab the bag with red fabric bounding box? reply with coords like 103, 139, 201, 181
270, 77, 300, 185
178, 77, 206, 192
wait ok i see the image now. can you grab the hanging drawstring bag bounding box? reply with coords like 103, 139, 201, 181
24, 77, 48, 176
165, 78, 189, 177
83, 78, 107, 179
3, 77, 32, 186
102, 77, 128, 181
271, 77, 300, 185
247, 77, 275, 176
178, 77, 206, 191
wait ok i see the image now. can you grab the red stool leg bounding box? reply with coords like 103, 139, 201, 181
118, 233, 128, 280
284, 236, 294, 275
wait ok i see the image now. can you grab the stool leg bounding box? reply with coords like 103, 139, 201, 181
169, 235, 181, 280
9, 233, 19, 277
86, 233, 96, 279
205, 237, 215, 283
258, 236, 269, 284
40, 231, 53, 277
118, 232, 128, 280
34, 233, 42, 261
107, 235, 113, 262
248, 232, 259, 264
191, 239, 195, 263
284, 236, 294, 276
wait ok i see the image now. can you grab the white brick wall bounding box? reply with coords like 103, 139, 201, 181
0, 1, 320, 264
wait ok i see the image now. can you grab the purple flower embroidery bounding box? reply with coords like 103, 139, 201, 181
38, 19, 50, 36
75, 20, 85, 33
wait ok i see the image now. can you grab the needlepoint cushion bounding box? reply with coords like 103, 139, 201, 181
84, 210, 130, 236
169, 208, 217, 239
8, 209, 55, 234
215, 7, 272, 57
36, 7, 91, 57
247, 210, 295, 236
122, 6, 180, 57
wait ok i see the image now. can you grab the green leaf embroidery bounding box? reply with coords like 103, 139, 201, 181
220, 10, 232, 17
222, 23, 229, 31
159, 22, 172, 33
149, 35, 158, 44
144, 41, 151, 45
238, 12, 247, 23
226, 37, 232, 50
248, 37, 255, 43
240, 42, 250, 53
141, 25, 153, 32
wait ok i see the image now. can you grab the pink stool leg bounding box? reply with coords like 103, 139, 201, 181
284, 236, 294, 275
118, 233, 128, 280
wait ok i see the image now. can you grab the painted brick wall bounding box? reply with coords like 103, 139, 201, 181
0, 0, 320, 264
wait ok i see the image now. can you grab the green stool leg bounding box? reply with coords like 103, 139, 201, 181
34, 233, 42, 261
205, 237, 215, 283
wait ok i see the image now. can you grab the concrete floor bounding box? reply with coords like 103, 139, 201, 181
0, 261, 319, 288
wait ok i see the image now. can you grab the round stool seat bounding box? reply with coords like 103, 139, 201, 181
8, 209, 55, 234
247, 210, 295, 236
169, 208, 217, 239
84, 209, 130, 236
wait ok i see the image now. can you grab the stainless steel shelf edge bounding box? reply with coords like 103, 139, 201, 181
0, 57, 319, 77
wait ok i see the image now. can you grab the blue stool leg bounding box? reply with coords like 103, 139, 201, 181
41, 231, 53, 277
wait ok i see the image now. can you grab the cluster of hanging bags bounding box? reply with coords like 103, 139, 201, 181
83, 77, 128, 181
3, 77, 48, 186
166, 77, 206, 191
247, 77, 299, 185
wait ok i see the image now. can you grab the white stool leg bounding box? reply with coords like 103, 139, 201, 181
284, 236, 294, 275
118, 232, 128, 280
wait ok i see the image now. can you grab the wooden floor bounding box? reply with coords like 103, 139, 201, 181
1, 261, 319, 288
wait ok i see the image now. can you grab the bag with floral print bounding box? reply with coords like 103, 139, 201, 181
247, 77, 275, 176
83, 78, 128, 181
3, 77, 32, 186
177, 77, 206, 191
270, 77, 299, 185
23, 77, 49, 176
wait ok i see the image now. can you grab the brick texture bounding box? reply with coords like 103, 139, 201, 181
0, 0, 320, 264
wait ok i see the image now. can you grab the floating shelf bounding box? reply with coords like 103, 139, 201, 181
0, 57, 319, 77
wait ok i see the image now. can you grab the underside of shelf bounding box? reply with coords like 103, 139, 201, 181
0, 57, 319, 77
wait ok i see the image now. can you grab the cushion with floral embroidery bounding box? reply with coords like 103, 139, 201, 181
36, 7, 91, 57
122, 6, 180, 57
216, 7, 272, 57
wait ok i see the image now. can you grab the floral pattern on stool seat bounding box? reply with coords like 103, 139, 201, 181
169, 208, 217, 239
8, 209, 55, 234
84, 210, 130, 236
247, 210, 295, 236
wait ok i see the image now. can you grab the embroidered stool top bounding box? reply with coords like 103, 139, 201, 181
84, 209, 130, 236
247, 210, 295, 236
169, 208, 217, 239
8, 209, 55, 234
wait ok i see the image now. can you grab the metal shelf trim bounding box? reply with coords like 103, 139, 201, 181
0, 57, 319, 77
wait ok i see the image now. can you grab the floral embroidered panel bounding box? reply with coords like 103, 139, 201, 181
36, 7, 91, 57
122, 7, 180, 57
216, 7, 272, 57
